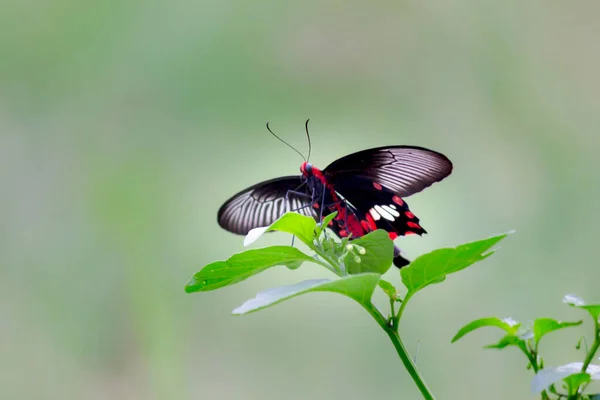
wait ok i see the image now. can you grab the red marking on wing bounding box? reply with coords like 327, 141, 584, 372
366, 213, 377, 231
339, 229, 348, 237
405, 211, 414, 219
360, 220, 369, 231
345, 215, 362, 236
333, 205, 346, 221
373, 182, 383, 191
313, 203, 320, 209
405, 231, 416, 236
392, 196, 404, 206
388, 232, 398, 240
407, 221, 421, 229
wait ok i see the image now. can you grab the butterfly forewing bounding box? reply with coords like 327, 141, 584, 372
217, 176, 316, 235
323, 146, 453, 198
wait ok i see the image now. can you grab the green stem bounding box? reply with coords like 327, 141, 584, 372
581, 317, 600, 374
393, 292, 413, 332
385, 324, 435, 399
364, 302, 435, 400
573, 316, 600, 399
312, 246, 343, 275
519, 343, 550, 400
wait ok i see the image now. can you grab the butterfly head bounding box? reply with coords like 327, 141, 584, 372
300, 162, 313, 176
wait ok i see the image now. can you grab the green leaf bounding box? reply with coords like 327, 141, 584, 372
401, 233, 509, 294
531, 362, 600, 394
484, 334, 526, 350
243, 212, 317, 248
316, 212, 337, 237
564, 373, 591, 396
346, 230, 394, 275
232, 273, 381, 315
564, 294, 600, 321
185, 246, 315, 293
452, 317, 520, 343
533, 317, 583, 344
378, 279, 398, 300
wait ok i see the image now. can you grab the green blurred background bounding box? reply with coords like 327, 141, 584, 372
2, 1, 599, 399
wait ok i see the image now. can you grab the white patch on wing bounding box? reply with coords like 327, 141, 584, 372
374, 205, 395, 221
382, 205, 400, 217
389, 204, 397, 210
369, 208, 381, 220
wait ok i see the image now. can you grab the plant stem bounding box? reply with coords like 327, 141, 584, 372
385, 326, 436, 400
393, 292, 413, 332
581, 316, 600, 374
364, 303, 435, 400
519, 343, 550, 400
312, 246, 343, 275
573, 315, 600, 399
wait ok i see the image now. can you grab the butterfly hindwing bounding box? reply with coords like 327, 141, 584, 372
330, 175, 426, 239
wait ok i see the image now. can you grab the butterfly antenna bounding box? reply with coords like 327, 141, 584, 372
266, 122, 306, 162
305, 119, 312, 162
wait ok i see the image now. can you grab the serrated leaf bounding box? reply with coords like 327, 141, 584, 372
378, 279, 397, 299
232, 273, 381, 315
531, 363, 600, 394
401, 233, 509, 294
346, 230, 394, 275
533, 317, 583, 344
244, 212, 317, 248
185, 246, 315, 293
564, 294, 600, 321
452, 317, 521, 343
484, 334, 525, 350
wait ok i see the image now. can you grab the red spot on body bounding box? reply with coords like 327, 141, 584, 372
392, 196, 404, 206
405, 211, 414, 219
388, 232, 398, 240
327, 185, 339, 201
300, 162, 308, 175
407, 221, 421, 229
313, 203, 320, 209
372, 182, 383, 191
366, 213, 377, 231
313, 168, 326, 184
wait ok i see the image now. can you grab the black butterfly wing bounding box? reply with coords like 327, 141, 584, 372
323, 146, 453, 198
330, 176, 427, 238
217, 176, 316, 235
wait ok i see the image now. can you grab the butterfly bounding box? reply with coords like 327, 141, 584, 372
217, 124, 453, 268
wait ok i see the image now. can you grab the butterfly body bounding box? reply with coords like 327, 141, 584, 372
218, 146, 453, 268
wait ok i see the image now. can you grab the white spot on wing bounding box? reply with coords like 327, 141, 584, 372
369, 208, 381, 220
374, 205, 395, 221
382, 205, 400, 217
